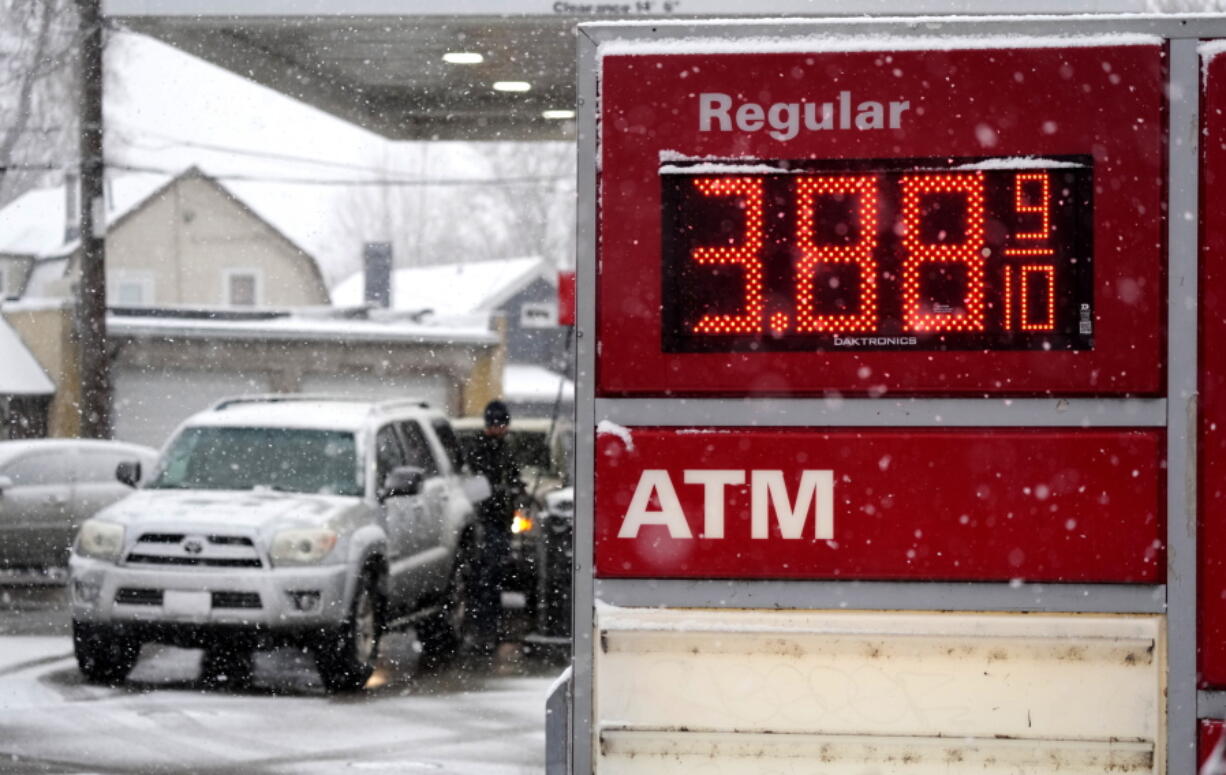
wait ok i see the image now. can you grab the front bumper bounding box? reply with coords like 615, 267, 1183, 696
69, 555, 352, 638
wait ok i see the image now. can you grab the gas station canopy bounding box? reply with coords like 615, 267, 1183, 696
101, 0, 1148, 142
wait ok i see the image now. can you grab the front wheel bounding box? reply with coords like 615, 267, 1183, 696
313, 570, 382, 693
73, 622, 141, 685
417, 542, 478, 669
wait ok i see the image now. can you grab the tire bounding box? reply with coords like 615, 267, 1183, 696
200, 642, 254, 689
417, 542, 477, 669
313, 569, 382, 693
73, 621, 140, 685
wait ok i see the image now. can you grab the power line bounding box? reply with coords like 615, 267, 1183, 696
107, 160, 573, 188
0, 159, 573, 188
106, 122, 575, 182
0, 162, 66, 172
6, 119, 574, 186
106, 122, 420, 177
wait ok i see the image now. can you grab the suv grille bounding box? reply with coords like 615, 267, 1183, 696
126, 532, 263, 568
115, 587, 163, 606
113, 587, 262, 610
211, 591, 262, 609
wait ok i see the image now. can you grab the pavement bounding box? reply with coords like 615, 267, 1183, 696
0, 582, 566, 775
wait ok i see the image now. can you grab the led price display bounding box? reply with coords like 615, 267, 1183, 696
660, 157, 1094, 352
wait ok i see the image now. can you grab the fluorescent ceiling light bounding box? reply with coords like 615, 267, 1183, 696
443, 52, 483, 64
493, 81, 531, 93
542, 109, 576, 120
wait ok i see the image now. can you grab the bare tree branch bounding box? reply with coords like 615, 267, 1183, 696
0, 0, 79, 204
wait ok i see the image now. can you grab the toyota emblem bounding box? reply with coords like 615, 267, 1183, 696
182, 538, 204, 555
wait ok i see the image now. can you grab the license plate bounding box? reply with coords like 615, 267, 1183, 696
162, 590, 210, 618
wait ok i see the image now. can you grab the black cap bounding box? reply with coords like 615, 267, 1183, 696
484, 399, 510, 428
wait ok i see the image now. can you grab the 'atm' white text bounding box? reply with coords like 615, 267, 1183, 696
618, 469, 835, 540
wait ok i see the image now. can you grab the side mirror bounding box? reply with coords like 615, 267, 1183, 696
380, 466, 425, 501
0, 475, 11, 495
116, 461, 142, 488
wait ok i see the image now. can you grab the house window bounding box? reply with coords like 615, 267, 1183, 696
110, 272, 154, 306
225, 270, 260, 306
116, 280, 146, 305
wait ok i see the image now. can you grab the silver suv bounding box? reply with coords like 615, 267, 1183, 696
68, 396, 481, 691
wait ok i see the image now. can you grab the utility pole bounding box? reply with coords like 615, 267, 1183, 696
76, 0, 109, 438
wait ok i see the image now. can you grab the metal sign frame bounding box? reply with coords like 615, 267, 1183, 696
573, 14, 1217, 775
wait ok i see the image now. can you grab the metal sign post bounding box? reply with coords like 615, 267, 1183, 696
571, 14, 1225, 775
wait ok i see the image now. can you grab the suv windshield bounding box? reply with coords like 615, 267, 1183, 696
149, 427, 363, 496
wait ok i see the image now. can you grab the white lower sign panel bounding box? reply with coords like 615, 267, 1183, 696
593, 607, 1165, 775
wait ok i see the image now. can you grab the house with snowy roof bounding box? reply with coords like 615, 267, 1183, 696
332, 256, 572, 418
0, 167, 329, 308
0, 169, 509, 444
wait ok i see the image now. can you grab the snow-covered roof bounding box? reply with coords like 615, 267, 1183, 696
107, 311, 499, 347
504, 363, 574, 404
21, 256, 70, 299
331, 257, 554, 316
0, 317, 54, 396
0, 173, 169, 260
0, 170, 326, 282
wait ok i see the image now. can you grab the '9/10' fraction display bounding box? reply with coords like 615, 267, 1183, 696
659, 157, 1094, 352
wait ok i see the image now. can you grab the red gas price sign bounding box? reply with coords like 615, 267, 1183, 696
662, 159, 1092, 352
597, 44, 1164, 396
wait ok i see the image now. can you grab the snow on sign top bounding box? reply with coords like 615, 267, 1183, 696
658, 156, 1087, 175
596, 32, 1162, 59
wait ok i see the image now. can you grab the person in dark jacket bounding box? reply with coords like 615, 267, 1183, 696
465, 400, 521, 655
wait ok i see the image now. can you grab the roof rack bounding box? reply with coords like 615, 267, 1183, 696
363, 397, 435, 415
211, 394, 432, 412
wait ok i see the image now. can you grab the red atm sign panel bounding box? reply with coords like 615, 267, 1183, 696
594, 427, 1164, 582
597, 44, 1165, 396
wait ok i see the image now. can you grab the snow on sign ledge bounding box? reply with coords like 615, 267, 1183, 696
596, 420, 635, 451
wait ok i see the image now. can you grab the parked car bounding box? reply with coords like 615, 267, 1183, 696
528, 485, 573, 652
0, 439, 158, 571
68, 395, 482, 691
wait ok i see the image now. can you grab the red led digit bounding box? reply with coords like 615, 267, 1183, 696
794, 175, 879, 333
1003, 247, 1055, 256
690, 177, 766, 335
1012, 172, 1051, 241
1004, 173, 1053, 256
899, 172, 987, 332
1020, 264, 1056, 331
1003, 265, 1013, 332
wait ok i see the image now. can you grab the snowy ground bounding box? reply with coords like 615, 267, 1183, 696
0, 585, 562, 775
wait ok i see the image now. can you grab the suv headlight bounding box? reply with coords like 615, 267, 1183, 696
270, 528, 338, 566
76, 520, 125, 562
